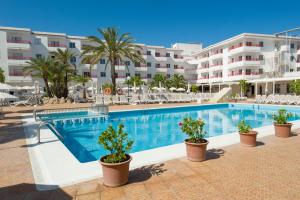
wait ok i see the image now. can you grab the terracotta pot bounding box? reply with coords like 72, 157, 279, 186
100, 154, 132, 187
184, 139, 209, 162
239, 131, 258, 147
274, 123, 292, 138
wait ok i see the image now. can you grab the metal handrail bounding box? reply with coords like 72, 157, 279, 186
37, 121, 64, 143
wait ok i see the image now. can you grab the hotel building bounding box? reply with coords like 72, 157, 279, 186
0, 26, 202, 88
1, 26, 300, 97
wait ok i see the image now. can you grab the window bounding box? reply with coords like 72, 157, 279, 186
245, 55, 251, 61
290, 69, 294, 72
245, 69, 251, 75
174, 54, 178, 58
100, 59, 105, 64
70, 56, 76, 63
166, 64, 171, 68
246, 42, 252, 46
259, 68, 264, 74
12, 36, 22, 42
147, 50, 151, 55
220, 49, 223, 53
125, 61, 130, 66
135, 73, 140, 77
155, 52, 160, 57
36, 54, 42, 58
291, 43, 295, 49
135, 62, 140, 67
83, 72, 90, 77
259, 41, 264, 47
147, 74, 151, 78
238, 69, 243, 74
69, 42, 76, 48
126, 73, 130, 77
34, 38, 41, 45
297, 67, 300, 72
166, 53, 170, 57
259, 55, 264, 60
155, 63, 160, 68
174, 65, 178, 69
166, 74, 171, 78
147, 62, 151, 67
100, 72, 106, 77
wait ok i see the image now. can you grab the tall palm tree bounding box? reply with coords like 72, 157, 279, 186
72, 75, 90, 99
125, 76, 144, 87
81, 27, 145, 94
51, 49, 77, 97
149, 74, 167, 88
0, 67, 5, 83
24, 56, 54, 97
170, 74, 187, 88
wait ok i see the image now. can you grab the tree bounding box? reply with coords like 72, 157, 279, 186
24, 56, 54, 97
239, 80, 249, 97
72, 75, 90, 99
149, 74, 167, 88
191, 84, 199, 93
125, 76, 144, 87
51, 49, 77, 97
169, 74, 187, 89
81, 27, 145, 94
289, 80, 300, 95
0, 68, 5, 83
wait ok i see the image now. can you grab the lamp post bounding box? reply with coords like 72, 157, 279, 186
126, 76, 130, 103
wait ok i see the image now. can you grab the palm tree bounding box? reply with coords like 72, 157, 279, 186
24, 56, 54, 97
149, 74, 167, 88
170, 74, 187, 89
51, 49, 77, 97
125, 76, 144, 87
72, 75, 90, 99
239, 80, 249, 97
81, 27, 145, 94
0, 67, 5, 83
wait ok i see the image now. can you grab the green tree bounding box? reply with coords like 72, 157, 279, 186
0, 68, 5, 83
24, 56, 54, 97
169, 74, 187, 88
149, 74, 167, 88
289, 80, 300, 95
239, 80, 249, 97
51, 49, 77, 97
81, 27, 145, 94
72, 75, 90, 99
191, 84, 199, 93
125, 76, 144, 87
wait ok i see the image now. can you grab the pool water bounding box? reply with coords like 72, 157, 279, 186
39, 104, 300, 163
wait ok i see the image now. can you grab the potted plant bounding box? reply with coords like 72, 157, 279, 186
237, 120, 258, 147
273, 109, 293, 138
179, 117, 208, 162
98, 124, 133, 187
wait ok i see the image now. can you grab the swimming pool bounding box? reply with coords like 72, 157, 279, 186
38, 103, 300, 163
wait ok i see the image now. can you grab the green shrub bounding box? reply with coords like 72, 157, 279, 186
273, 109, 293, 124
191, 85, 199, 93
179, 117, 207, 143
237, 120, 252, 133
98, 124, 133, 163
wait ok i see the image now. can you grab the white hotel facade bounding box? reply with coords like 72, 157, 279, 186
1, 26, 300, 97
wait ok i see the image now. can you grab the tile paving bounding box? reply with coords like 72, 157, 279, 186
0, 103, 300, 199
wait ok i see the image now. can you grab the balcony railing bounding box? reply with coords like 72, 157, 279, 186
8, 56, 32, 60
210, 64, 223, 67
9, 71, 30, 76
48, 43, 67, 48
210, 75, 223, 78
7, 39, 31, 44
228, 72, 259, 76
228, 58, 261, 64
229, 43, 262, 51
155, 66, 169, 68
174, 66, 184, 69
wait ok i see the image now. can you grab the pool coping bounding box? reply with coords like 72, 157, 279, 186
23, 103, 300, 190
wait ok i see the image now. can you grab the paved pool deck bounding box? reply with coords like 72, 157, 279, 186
1, 102, 300, 200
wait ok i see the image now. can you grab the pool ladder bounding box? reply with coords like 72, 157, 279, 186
37, 121, 64, 143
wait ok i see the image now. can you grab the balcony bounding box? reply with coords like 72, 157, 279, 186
227, 71, 260, 81
155, 66, 168, 72
228, 58, 262, 68
209, 64, 223, 71
228, 43, 261, 55
8, 56, 32, 66
155, 56, 168, 62
209, 52, 223, 60
135, 65, 148, 71
8, 71, 32, 82
115, 65, 126, 71
7, 39, 31, 50
116, 76, 126, 83
174, 67, 184, 73
48, 43, 67, 50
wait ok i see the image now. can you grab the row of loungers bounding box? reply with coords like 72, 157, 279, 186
255, 94, 300, 105
96, 93, 213, 105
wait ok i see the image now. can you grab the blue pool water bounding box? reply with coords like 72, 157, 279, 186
38, 104, 300, 163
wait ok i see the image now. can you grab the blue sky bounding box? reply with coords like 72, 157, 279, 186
1, 0, 300, 47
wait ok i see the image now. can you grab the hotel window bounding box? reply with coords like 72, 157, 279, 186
125, 61, 130, 66
83, 72, 91, 77
135, 62, 140, 67
220, 49, 223, 53
259, 68, 263, 74
291, 43, 295, 49
34, 38, 41, 45
155, 52, 160, 57
174, 65, 178, 69
166, 74, 171, 78
238, 56, 243, 61
100, 72, 106, 77
259, 41, 264, 47
70, 56, 76, 63
147, 74, 151, 78
69, 42, 76, 48
147, 50, 151, 55
238, 69, 243, 74
259, 55, 264, 60
166, 53, 170, 57
126, 73, 130, 77
156, 63, 160, 68
245, 69, 251, 75
100, 59, 105, 64
36, 54, 42, 59
166, 64, 171, 68
246, 42, 252, 46
297, 67, 300, 71
11, 36, 22, 42
174, 54, 178, 58
147, 62, 151, 67
245, 55, 251, 61
135, 73, 141, 77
